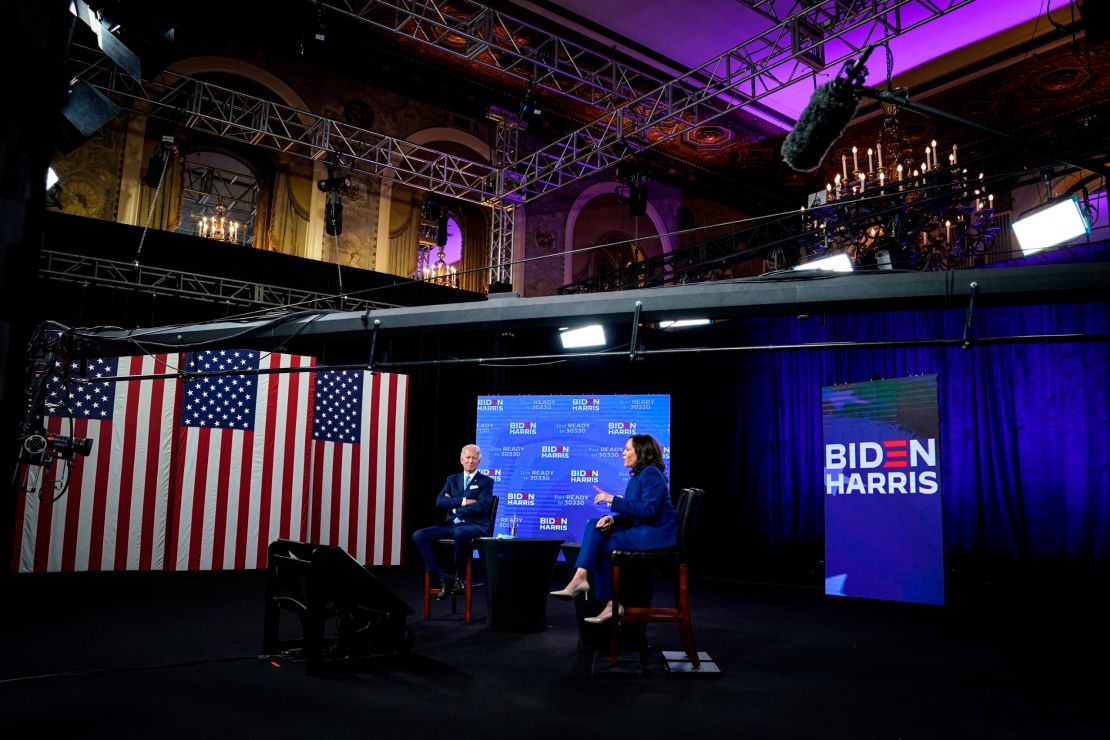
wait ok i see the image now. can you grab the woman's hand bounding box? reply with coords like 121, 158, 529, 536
592, 485, 614, 505
596, 515, 614, 531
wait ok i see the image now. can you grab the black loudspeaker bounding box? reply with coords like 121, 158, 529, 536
1079, 0, 1109, 45
436, 211, 450, 247
629, 183, 648, 217
325, 198, 343, 236
263, 540, 413, 671
143, 153, 167, 188
57, 81, 120, 154
677, 204, 695, 230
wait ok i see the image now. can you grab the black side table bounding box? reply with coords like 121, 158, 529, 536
477, 537, 564, 631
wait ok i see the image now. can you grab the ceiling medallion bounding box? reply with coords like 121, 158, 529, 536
681, 124, 734, 150
1029, 67, 1093, 96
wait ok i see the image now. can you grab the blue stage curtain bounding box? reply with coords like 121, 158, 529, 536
729, 302, 1110, 576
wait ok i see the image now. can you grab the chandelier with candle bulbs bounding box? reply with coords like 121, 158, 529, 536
197, 200, 241, 244
413, 201, 458, 287
798, 99, 1002, 271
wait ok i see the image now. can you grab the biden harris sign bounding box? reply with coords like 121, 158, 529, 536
822, 375, 944, 606
476, 394, 670, 542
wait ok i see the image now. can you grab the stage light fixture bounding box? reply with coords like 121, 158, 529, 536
559, 325, 606, 349
71, 1, 175, 81
793, 252, 853, 272
658, 319, 711, 330
1011, 196, 1090, 255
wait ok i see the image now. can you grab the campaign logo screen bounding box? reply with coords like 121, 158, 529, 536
822, 375, 944, 606
476, 394, 670, 542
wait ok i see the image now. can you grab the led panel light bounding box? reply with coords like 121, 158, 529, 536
559, 324, 606, 349
658, 319, 711, 329
793, 252, 853, 272
1012, 196, 1090, 255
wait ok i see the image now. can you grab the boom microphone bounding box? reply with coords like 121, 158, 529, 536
781, 48, 875, 173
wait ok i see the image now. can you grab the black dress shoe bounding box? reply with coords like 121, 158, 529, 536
435, 579, 453, 601
451, 576, 465, 593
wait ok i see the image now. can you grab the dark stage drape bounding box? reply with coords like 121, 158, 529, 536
726, 302, 1110, 584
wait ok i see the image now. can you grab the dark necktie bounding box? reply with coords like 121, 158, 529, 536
455, 476, 470, 524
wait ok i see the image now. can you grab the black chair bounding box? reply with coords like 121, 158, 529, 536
608, 487, 705, 669
422, 495, 499, 624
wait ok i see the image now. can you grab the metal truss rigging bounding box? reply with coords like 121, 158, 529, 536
67, 45, 498, 205
504, 0, 976, 202
318, 0, 669, 111
65, 1, 974, 289
40, 250, 395, 311
67, 2, 977, 206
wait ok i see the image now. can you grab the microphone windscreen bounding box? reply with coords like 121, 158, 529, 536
781, 80, 861, 173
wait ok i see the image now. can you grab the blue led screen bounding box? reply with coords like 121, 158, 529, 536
822, 375, 945, 605
475, 394, 670, 541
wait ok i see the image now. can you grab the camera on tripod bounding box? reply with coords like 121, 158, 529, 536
19, 431, 94, 466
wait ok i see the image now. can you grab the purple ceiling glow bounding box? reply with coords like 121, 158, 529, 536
546, 0, 1046, 130
762, 1, 1046, 127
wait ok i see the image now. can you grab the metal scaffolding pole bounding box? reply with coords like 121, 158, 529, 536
486, 105, 521, 289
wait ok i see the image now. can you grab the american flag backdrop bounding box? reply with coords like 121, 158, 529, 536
170, 350, 316, 571
12, 350, 409, 573
12, 354, 179, 573
310, 370, 408, 565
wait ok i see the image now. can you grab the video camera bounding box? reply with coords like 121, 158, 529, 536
19, 430, 94, 466
18, 323, 96, 467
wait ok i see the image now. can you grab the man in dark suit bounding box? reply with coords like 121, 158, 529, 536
412, 443, 495, 599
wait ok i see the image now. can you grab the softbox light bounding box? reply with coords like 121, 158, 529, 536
1012, 196, 1090, 255
559, 325, 606, 349
793, 252, 854, 273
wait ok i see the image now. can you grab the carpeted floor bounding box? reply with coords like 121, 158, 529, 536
1, 564, 1105, 739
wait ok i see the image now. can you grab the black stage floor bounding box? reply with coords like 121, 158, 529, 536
1, 564, 1105, 739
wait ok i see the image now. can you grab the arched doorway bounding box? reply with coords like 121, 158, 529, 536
378, 128, 494, 293
563, 182, 673, 287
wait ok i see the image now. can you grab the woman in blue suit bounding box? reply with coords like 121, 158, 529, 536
550, 434, 677, 623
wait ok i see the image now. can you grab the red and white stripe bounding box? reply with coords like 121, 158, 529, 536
310, 372, 408, 565
11, 354, 179, 573
169, 353, 315, 571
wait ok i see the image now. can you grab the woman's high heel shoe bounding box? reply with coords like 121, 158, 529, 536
582, 605, 624, 624
549, 581, 590, 600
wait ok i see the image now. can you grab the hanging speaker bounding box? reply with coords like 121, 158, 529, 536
629, 183, 648, 217
57, 81, 120, 154
1078, 0, 1109, 44
677, 205, 695, 230
143, 153, 167, 188
325, 199, 343, 236
436, 211, 450, 247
